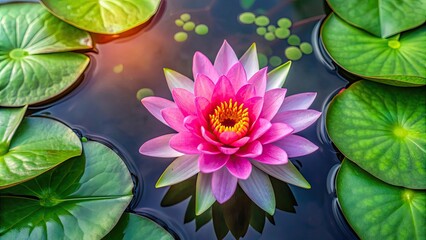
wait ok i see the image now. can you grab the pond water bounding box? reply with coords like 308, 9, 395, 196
25, 0, 358, 239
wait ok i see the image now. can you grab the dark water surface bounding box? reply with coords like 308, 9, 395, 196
26, 0, 358, 239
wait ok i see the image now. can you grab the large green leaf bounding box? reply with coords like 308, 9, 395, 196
0, 3, 92, 106
0, 141, 134, 239
326, 80, 426, 189
104, 213, 173, 240
327, 0, 426, 38
321, 14, 426, 86
0, 108, 82, 189
337, 159, 426, 240
41, 0, 161, 34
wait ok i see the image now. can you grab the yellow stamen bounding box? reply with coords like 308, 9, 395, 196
209, 99, 250, 137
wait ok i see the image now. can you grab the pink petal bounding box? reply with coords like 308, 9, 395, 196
248, 118, 272, 141
139, 134, 183, 158
239, 43, 259, 79
194, 74, 215, 100
226, 62, 247, 91
230, 137, 250, 147
161, 108, 186, 132
274, 135, 319, 157
164, 68, 194, 93
169, 132, 202, 154
201, 127, 222, 146
184, 116, 202, 137
236, 140, 263, 158
198, 143, 221, 154
226, 156, 252, 179
220, 146, 240, 155
244, 97, 264, 126
141, 97, 176, 126
193, 51, 219, 82
258, 123, 294, 144
195, 97, 211, 126
254, 144, 288, 165
199, 153, 230, 173
272, 110, 321, 133
172, 88, 196, 116
211, 76, 235, 103
261, 88, 287, 120
214, 40, 239, 76
236, 84, 256, 103
280, 92, 317, 111
212, 167, 237, 203
219, 131, 239, 145
248, 68, 267, 96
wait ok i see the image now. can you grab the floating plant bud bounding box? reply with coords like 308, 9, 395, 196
139, 41, 320, 215
299, 42, 313, 54
195, 24, 209, 35
180, 13, 191, 22
269, 56, 282, 67
275, 27, 290, 39
287, 35, 301, 46
256, 27, 267, 35
277, 18, 292, 28
175, 19, 184, 27
239, 12, 256, 24
183, 21, 196, 31
264, 32, 276, 41
174, 32, 188, 42
254, 16, 270, 26
285, 46, 302, 60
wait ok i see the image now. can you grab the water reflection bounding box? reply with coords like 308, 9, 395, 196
161, 175, 298, 239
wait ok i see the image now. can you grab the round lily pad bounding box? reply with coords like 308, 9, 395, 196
104, 213, 174, 240
238, 12, 256, 24
327, 80, 426, 189
41, 0, 161, 34
327, 0, 426, 38
321, 14, 426, 86
337, 160, 426, 239
0, 3, 92, 106
0, 141, 134, 239
0, 106, 82, 189
174, 32, 188, 42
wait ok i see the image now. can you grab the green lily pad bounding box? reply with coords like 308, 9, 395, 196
327, 0, 426, 38
0, 107, 82, 189
326, 80, 426, 189
337, 159, 426, 240
41, 0, 161, 34
104, 213, 173, 240
321, 14, 426, 86
0, 3, 92, 106
0, 141, 134, 239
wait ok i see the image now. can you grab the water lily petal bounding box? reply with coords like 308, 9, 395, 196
248, 67, 267, 96
274, 135, 319, 157
212, 167, 238, 203
139, 134, 183, 157
172, 88, 196, 116
201, 126, 222, 146
193, 51, 219, 82
170, 132, 202, 154
212, 76, 235, 103
244, 96, 264, 124
141, 97, 176, 126
230, 136, 250, 147
198, 143, 221, 154
156, 155, 199, 187
236, 140, 263, 158
272, 110, 321, 133
220, 146, 240, 155
194, 74, 215, 100
259, 123, 294, 144
236, 84, 256, 103
239, 166, 275, 215
184, 115, 202, 137
261, 88, 287, 120
279, 92, 317, 111
249, 118, 272, 141
252, 160, 311, 189
254, 144, 288, 165
214, 40, 239, 75
161, 107, 186, 132
195, 96, 211, 126
239, 43, 259, 79
266, 61, 291, 90
199, 153, 230, 173
226, 156, 252, 179
219, 131, 239, 145
196, 173, 216, 215
164, 68, 194, 93
226, 62, 247, 91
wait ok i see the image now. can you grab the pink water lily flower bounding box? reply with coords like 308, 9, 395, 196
140, 41, 321, 215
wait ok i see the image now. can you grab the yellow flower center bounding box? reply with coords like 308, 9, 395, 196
209, 99, 250, 137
